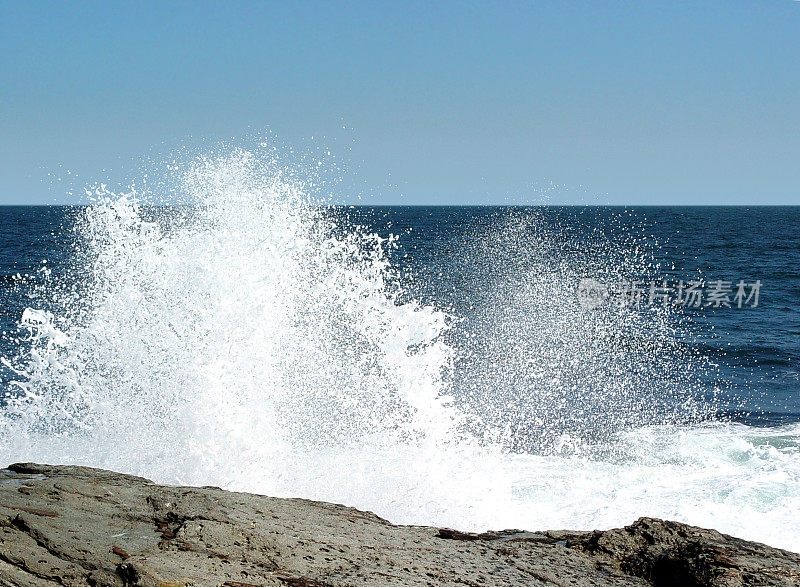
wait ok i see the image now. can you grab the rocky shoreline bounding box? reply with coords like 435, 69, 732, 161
0, 463, 798, 586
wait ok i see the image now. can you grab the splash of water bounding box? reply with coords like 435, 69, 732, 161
444, 209, 713, 452
1, 151, 475, 496
2, 149, 799, 551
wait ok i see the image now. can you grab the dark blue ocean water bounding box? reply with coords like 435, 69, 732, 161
1, 205, 799, 427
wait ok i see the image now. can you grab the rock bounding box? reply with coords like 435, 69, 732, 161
0, 463, 797, 586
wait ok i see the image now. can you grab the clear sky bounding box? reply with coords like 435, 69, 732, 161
1, 1, 799, 205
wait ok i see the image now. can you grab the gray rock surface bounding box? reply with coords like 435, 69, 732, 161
0, 463, 797, 586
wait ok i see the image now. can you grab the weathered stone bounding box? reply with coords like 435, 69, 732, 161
0, 463, 797, 586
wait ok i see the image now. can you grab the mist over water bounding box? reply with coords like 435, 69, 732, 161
1, 150, 799, 551
440, 209, 713, 453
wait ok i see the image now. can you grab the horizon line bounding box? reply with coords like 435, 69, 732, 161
1, 203, 799, 208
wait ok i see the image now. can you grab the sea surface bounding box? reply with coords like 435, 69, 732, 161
1, 162, 798, 550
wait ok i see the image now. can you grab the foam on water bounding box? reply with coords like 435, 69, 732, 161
1, 150, 799, 552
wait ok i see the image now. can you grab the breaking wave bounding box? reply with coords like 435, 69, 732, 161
1, 149, 799, 551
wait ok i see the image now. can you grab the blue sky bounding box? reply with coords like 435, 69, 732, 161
1, 1, 799, 205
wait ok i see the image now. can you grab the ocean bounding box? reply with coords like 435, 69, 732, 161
1, 156, 798, 550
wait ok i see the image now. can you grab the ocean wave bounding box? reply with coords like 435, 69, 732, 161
1, 149, 797, 551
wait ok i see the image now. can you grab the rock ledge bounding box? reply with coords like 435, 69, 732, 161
1, 463, 797, 586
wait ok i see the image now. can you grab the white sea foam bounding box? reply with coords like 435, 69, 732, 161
1, 149, 799, 552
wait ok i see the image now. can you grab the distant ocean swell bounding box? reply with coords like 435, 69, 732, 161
1, 149, 799, 551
